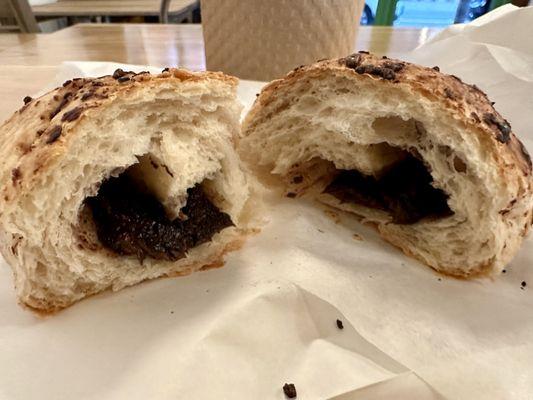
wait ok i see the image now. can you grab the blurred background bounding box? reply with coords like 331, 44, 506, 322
1, 0, 531, 34
361, 0, 530, 26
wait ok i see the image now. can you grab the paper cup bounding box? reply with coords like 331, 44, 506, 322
201, 0, 364, 81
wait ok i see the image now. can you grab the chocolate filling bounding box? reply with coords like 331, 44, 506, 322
324, 155, 453, 224
86, 174, 233, 262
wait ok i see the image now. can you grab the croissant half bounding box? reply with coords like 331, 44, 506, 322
0, 69, 253, 311
239, 53, 533, 277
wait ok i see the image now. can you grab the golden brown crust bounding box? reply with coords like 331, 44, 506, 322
21, 230, 251, 315
0, 68, 238, 207
244, 52, 531, 179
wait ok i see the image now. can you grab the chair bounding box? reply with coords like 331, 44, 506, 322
0, 0, 40, 33
31, 0, 198, 24
160, 0, 171, 23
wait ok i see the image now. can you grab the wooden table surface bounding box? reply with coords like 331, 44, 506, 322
0, 33, 37, 52
0, 23, 440, 123
32, 0, 198, 17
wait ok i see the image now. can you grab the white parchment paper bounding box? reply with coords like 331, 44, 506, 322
1, 5, 533, 399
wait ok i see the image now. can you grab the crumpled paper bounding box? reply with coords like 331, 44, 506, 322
1, 5, 533, 399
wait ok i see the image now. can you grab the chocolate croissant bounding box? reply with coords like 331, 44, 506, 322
0, 68, 253, 312
239, 53, 533, 277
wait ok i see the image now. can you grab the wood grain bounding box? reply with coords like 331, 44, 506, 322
0, 32, 36, 51
0, 24, 206, 69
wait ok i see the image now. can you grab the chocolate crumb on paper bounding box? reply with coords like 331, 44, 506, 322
336, 319, 344, 330
283, 383, 297, 398
521, 281, 527, 289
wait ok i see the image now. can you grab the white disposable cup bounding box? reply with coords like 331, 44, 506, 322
201, 0, 364, 81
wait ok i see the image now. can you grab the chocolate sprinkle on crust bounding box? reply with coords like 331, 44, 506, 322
444, 87, 456, 100
483, 113, 512, 143
50, 93, 73, 120
117, 76, 131, 83
45, 125, 62, 144
23, 96, 32, 104
358, 50, 370, 54
112, 68, 128, 79
286, 192, 297, 198
11, 167, 21, 184
336, 319, 344, 329
81, 91, 95, 101
62, 80, 72, 87
162, 67, 170, 72
382, 61, 405, 72
432, 66, 440, 72
355, 64, 397, 81
283, 383, 297, 398
470, 112, 481, 123
61, 106, 83, 122
451, 74, 463, 82
344, 53, 363, 69
342, 55, 405, 81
